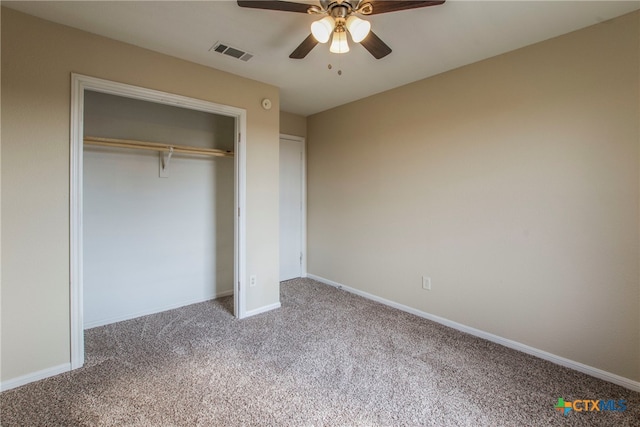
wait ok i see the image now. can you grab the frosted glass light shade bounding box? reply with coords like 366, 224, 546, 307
330, 30, 349, 53
346, 15, 371, 43
311, 16, 335, 43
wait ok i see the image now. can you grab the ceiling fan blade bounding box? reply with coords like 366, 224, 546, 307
290, 34, 319, 59
366, 1, 445, 15
237, 1, 311, 13
360, 31, 392, 59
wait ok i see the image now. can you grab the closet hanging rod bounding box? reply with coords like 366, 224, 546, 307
84, 136, 234, 158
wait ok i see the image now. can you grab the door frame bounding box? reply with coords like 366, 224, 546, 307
279, 134, 307, 278
70, 74, 247, 369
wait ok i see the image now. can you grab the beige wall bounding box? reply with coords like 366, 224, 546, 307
280, 111, 307, 138
308, 12, 640, 381
1, 8, 280, 382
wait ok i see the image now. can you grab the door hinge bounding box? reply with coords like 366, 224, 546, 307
300, 252, 303, 264
238, 207, 240, 217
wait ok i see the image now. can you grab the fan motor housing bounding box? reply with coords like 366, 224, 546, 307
322, 1, 359, 13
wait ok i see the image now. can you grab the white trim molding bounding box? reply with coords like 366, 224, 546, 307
1, 363, 71, 392
235, 113, 248, 319
244, 302, 282, 318
306, 274, 640, 393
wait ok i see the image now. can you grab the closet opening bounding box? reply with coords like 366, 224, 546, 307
70, 74, 247, 370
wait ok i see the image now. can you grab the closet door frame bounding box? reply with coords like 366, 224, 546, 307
70, 73, 247, 369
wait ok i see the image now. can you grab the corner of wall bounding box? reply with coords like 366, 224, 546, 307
279, 111, 307, 138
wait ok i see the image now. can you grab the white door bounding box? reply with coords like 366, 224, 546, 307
279, 137, 304, 281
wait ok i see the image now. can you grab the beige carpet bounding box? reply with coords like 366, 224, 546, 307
1, 278, 638, 426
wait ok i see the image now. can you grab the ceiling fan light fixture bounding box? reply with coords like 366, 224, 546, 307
311, 16, 335, 43
345, 15, 371, 43
329, 28, 349, 54
238, 0, 446, 60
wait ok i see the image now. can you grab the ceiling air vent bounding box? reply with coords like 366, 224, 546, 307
210, 42, 253, 62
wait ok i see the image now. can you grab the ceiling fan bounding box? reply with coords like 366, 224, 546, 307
237, 1, 445, 59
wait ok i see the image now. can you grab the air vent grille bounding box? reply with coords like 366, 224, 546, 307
210, 42, 253, 62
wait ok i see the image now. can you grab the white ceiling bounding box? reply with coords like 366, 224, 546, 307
4, 1, 639, 116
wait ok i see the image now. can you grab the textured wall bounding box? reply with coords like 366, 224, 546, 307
308, 12, 640, 381
1, 8, 280, 382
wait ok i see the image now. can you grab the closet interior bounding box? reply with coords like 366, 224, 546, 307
83, 90, 235, 328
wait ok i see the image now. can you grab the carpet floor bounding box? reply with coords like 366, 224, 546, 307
1, 278, 638, 426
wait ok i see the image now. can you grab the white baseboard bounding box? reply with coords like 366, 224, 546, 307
306, 273, 640, 393
84, 289, 234, 329
244, 302, 281, 318
1, 363, 71, 392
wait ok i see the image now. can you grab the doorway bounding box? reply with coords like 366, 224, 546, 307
70, 74, 247, 369
82, 91, 235, 328
279, 135, 306, 281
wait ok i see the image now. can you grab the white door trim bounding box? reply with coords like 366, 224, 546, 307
70, 73, 247, 369
279, 134, 307, 278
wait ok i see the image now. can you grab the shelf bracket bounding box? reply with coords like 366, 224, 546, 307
159, 146, 174, 178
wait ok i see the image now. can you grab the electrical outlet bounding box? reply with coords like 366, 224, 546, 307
422, 276, 431, 291
250, 275, 257, 288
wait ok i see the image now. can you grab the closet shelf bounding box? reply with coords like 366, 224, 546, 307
84, 136, 234, 158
